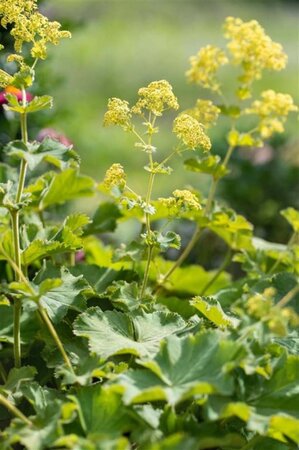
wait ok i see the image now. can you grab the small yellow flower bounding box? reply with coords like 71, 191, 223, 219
245, 90, 298, 138
186, 45, 228, 92
173, 113, 211, 151
103, 98, 132, 129
184, 99, 221, 128
223, 17, 287, 87
103, 163, 126, 191
132, 80, 179, 116
0, 0, 71, 60
173, 189, 201, 210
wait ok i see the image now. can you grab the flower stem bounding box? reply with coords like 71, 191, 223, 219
0, 393, 32, 426
11, 89, 28, 368
157, 145, 235, 290
38, 305, 75, 374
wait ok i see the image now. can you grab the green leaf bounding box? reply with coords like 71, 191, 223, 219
70, 264, 119, 295
40, 168, 94, 209
190, 296, 239, 328
74, 308, 186, 359
2, 366, 37, 394
249, 354, 299, 418
25, 95, 53, 113
151, 258, 230, 296
35, 267, 87, 323
209, 209, 253, 250
69, 385, 135, 436
117, 332, 242, 405
0, 304, 39, 344
21, 240, 63, 266
281, 207, 299, 233
84, 203, 122, 235
4, 95, 53, 114
184, 155, 227, 179
5, 138, 78, 170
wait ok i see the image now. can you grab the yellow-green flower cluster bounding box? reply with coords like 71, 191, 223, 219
173, 190, 201, 210
103, 163, 126, 191
159, 189, 201, 214
246, 287, 299, 336
132, 80, 179, 116
184, 99, 221, 128
103, 98, 132, 130
186, 45, 228, 91
0, 0, 71, 60
223, 17, 287, 87
245, 90, 298, 138
173, 113, 211, 151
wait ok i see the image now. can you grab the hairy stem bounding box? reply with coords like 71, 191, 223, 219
0, 393, 32, 426
38, 305, 75, 374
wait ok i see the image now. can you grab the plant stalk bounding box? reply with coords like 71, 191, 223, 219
11, 89, 28, 368
157, 145, 235, 289
200, 248, 232, 296
38, 305, 75, 374
0, 393, 32, 426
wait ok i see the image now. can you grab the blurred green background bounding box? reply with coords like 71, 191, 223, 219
1, 0, 298, 244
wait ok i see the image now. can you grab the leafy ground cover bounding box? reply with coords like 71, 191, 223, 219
0, 2, 299, 449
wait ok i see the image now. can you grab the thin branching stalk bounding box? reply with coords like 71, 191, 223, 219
200, 248, 232, 295
140, 117, 156, 298
157, 144, 235, 290
276, 284, 299, 308
0, 245, 75, 374
38, 305, 75, 374
0, 393, 32, 426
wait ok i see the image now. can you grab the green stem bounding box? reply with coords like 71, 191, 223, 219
276, 284, 299, 308
157, 145, 235, 290
11, 90, 28, 368
38, 305, 75, 374
157, 225, 202, 291
0, 362, 7, 383
200, 248, 232, 296
140, 245, 154, 298
0, 393, 32, 426
11, 209, 22, 368
139, 115, 157, 298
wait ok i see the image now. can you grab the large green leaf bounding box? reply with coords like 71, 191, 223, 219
40, 168, 94, 209
74, 308, 187, 359
69, 385, 135, 436
10, 267, 87, 323
116, 332, 243, 405
5, 137, 77, 170
184, 155, 227, 179
36, 267, 87, 323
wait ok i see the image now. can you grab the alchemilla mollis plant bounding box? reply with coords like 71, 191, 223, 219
0, 2, 298, 449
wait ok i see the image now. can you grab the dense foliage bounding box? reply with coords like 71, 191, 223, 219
0, 2, 298, 449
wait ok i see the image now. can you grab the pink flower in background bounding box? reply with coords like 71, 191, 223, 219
37, 127, 73, 146
0, 85, 33, 105
75, 250, 85, 263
